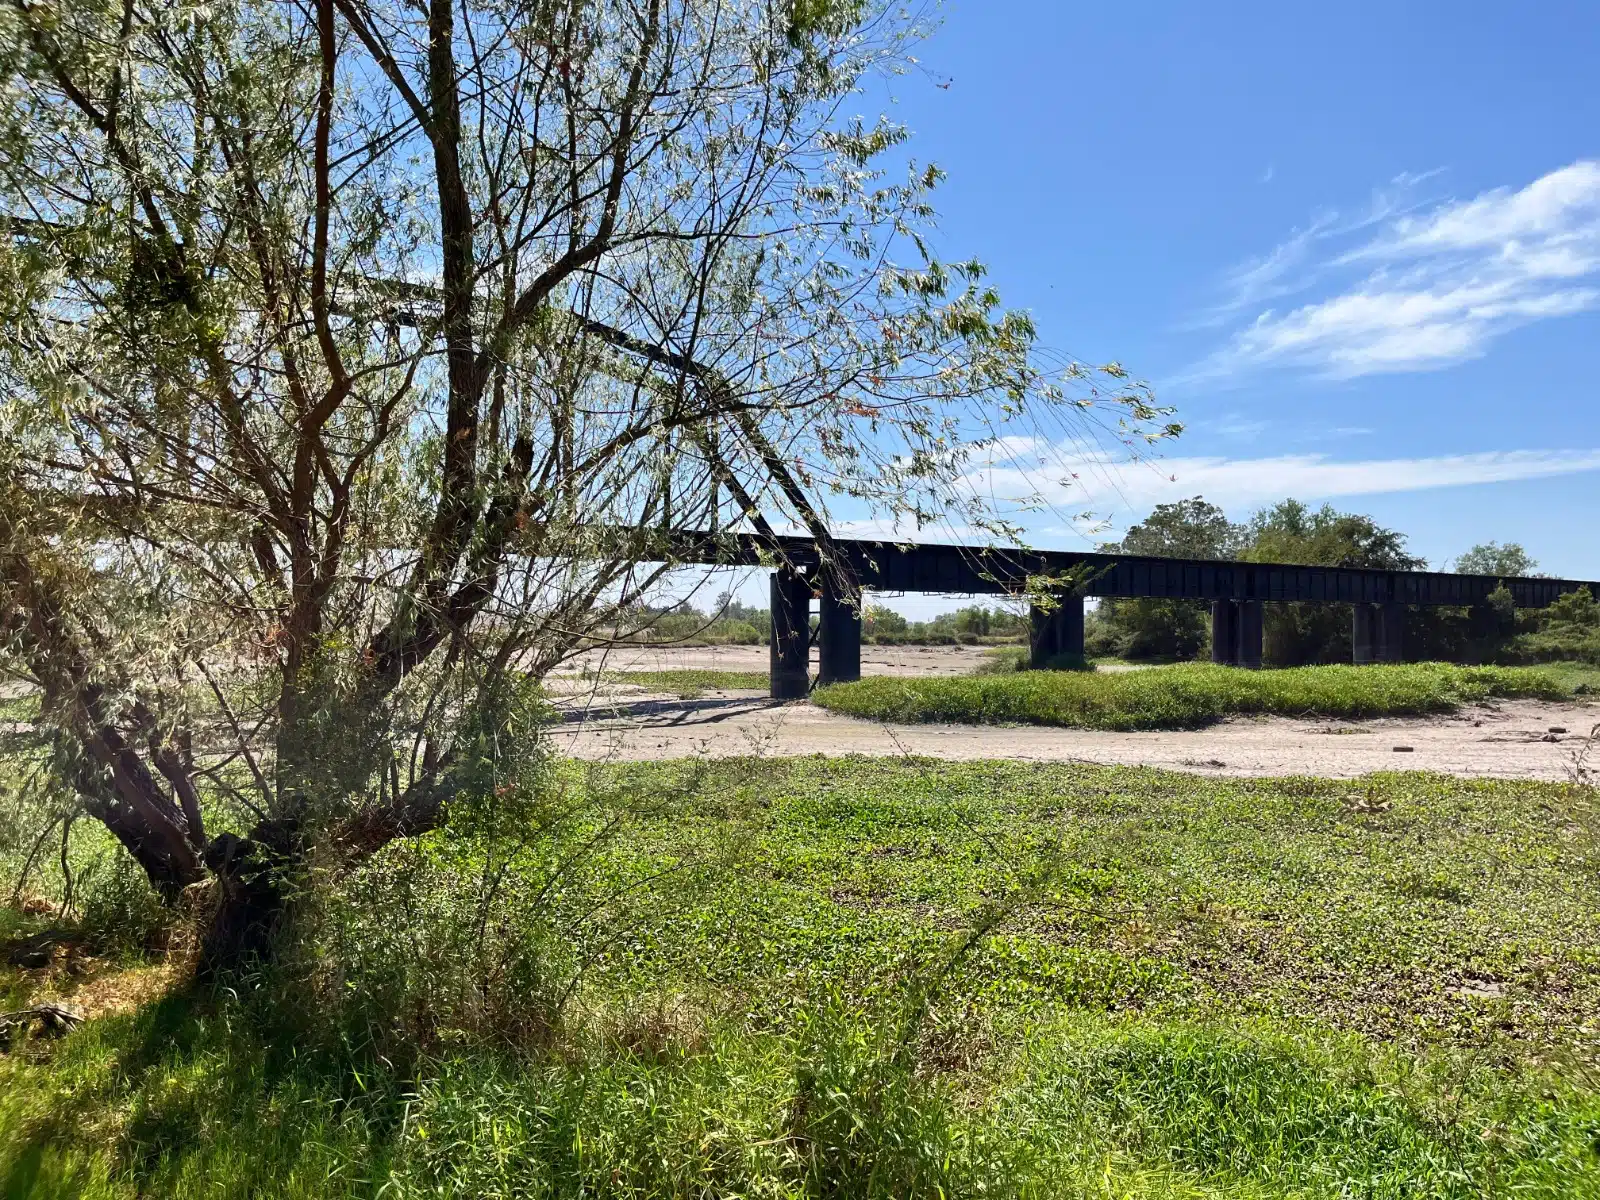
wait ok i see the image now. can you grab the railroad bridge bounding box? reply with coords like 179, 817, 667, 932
648, 530, 1600, 698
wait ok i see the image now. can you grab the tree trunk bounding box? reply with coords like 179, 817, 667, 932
197, 806, 308, 976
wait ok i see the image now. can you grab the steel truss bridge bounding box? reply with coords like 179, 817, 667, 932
638, 530, 1600, 698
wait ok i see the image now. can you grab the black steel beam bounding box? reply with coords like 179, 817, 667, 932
640, 529, 1597, 610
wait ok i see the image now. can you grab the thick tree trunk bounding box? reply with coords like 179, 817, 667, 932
4, 515, 207, 901
197, 805, 308, 976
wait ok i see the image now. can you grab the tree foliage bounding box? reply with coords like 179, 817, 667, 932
1232, 500, 1423, 666
1240, 500, 1425, 573
1092, 497, 1431, 666
0, 0, 1171, 959
1455, 542, 1538, 579
1089, 497, 1240, 661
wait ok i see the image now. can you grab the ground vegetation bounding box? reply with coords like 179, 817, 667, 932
812, 662, 1575, 730
3, 756, 1599, 1196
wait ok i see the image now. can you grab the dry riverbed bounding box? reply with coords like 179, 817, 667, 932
553, 680, 1597, 781
550, 641, 1008, 678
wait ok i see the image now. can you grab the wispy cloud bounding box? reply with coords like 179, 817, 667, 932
1215, 415, 1268, 439
1199, 211, 1337, 325
1191, 161, 1600, 380
966, 447, 1600, 532
1194, 171, 1445, 330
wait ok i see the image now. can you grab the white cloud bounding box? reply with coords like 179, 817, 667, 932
1215, 416, 1268, 439
1200, 212, 1336, 324
967, 447, 1600, 532
1194, 161, 1600, 379
1195, 172, 1446, 330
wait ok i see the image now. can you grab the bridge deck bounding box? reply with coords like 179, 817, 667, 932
647, 530, 1596, 609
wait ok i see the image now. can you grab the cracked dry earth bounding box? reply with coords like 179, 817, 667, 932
552, 687, 1598, 781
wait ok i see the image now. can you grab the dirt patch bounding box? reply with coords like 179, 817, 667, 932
552, 690, 1598, 781
550, 642, 1005, 679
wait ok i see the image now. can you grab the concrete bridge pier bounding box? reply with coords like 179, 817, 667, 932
769, 566, 812, 699
1029, 594, 1085, 668
1352, 602, 1404, 664
817, 576, 862, 685
1210, 600, 1263, 668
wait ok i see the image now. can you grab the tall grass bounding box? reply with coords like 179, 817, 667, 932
6, 991, 1598, 1197
813, 662, 1575, 730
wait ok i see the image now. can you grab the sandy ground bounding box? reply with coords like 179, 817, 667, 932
552, 685, 1599, 781
551, 641, 1010, 678
550, 644, 1598, 780
8, 649, 1592, 781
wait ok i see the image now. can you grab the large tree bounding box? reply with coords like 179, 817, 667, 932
1241, 499, 1424, 665
1092, 496, 1240, 660
1455, 542, 1538, 579
0, 0, 1168, 961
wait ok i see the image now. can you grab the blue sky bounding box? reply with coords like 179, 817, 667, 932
711, 2, 1600, 617
890, 2, 1598, 557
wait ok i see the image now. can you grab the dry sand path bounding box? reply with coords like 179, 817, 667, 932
552, 688, 1597, 781
551, 641, 1009, 678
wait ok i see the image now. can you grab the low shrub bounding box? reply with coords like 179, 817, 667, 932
75, 854, 176, 958
973, 645, 1029, 674
813, 662, 1573, 730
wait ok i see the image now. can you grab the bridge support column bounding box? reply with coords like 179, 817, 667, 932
1029, 595, 1085, 668
1238, 600, 1263, 669
1376, 601, 1404, 664
817, 579, 861, 685
1211, 600, 1239, 665
1352, 604, 1377, 665
1211, 600, 1261, 667
769, 567, 811, 699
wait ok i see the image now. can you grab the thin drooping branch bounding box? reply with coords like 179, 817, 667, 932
572, 314, 836, 560
0, 0, 1173, 951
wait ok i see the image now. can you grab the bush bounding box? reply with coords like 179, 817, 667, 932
973, 646, 1030, 674
76, 852, 175, 957
703, 619, 761, 645
813, 662, 1571, 731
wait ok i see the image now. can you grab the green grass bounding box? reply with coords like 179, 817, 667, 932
1529, 661, 1600, 697
813, 661, 1580, 730
976, 646, 1146, 674
4, 758, 1600, 1196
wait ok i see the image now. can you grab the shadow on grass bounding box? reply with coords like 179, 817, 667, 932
557, 695, 784, 724
2, 983, 408, 1198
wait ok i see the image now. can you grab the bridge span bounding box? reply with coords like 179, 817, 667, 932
636, 530, 1600, 698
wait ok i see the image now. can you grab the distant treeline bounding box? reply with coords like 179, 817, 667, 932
623, 594, 1028, 647
1086, 497, 1598, 667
